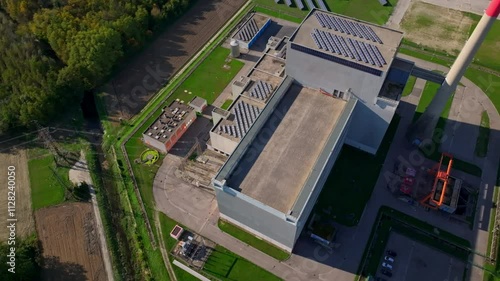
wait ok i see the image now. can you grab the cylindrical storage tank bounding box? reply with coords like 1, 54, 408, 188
230, 39, 240, 58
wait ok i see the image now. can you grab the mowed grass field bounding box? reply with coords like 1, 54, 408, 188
401, 1, 500, 71
171, 47, 244, 104
124, 46, 244, 221
28, 155, 68, 210
253, 0, 399, 25
204, 245, 282, 281
218, 219, 290, 260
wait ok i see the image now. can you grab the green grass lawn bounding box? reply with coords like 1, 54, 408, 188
221, 99, 233, 110
217, 219, 290, 260
28, 155, 68, 210
415, 80, 441, 113
359, 206, 471, 278
124, 46, 245, 229
172, 47, 244, 104
253, 0, 398, 25
475, 111, 490, 158
314, 115, 400, 226
253, 6, 303, 24
204, 245, 282, 281
469, 14, 500, 71
159, 214, 280, 281
402, 75, 417, 96
484, 160, 500, 281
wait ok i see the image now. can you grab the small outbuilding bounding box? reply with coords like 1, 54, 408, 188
189, 96, 207, 113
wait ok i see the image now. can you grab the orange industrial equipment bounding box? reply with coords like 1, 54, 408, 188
420, 153, 454, 209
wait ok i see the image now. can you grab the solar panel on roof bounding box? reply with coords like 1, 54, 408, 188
359, 42, 375, 65
317, 31, 331, 52
323, 32, 339, 54
305, 0, 315, 9
371, 44, 386, 64
317, 0, 328, 10
353, 39, 368, 63
329, 16, 343, 33
359, 24, 376, 43
294, 0, 305, 10
314, 14, 326, 28
364, 42, 381, 67
337, 18, 351, 35
367, 26, 383, 44
346, 38, 362, 61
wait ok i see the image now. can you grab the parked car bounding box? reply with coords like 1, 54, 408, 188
384, 256, 395, 262
381, 269, 393, 277
386, 250, 397, 257
382, 262, 393, 270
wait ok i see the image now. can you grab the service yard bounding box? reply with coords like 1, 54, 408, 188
0, 149, 34, 241
35, 202, 106, 281
379, 232, 466, 281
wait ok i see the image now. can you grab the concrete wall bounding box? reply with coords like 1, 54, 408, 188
285, 44, 387, 103
286, 43, 396, 154
345, 99, 396, 154
143, 134, 167, 153
209, 130, 238, 155
294, 99, 355, 239
215, 186, 296, 251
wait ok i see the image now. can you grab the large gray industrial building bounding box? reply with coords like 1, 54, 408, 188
212, 9, 408, 252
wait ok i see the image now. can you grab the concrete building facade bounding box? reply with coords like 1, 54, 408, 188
212, 9, 407, 251
286, 10, 403, 154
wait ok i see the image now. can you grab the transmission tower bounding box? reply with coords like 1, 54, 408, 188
33, 121, 70, 166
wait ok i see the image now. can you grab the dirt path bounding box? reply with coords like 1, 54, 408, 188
154, 211, 178, 281
69, 152, 114, 281
0, 149, 34, 241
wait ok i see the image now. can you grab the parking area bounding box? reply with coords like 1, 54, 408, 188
377, 232, 465, 281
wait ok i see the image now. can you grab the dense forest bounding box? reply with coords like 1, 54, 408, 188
0, 0, 193, 132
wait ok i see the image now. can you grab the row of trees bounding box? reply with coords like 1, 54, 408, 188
0, 0, 193, 132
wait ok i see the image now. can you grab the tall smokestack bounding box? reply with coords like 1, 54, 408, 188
407, 0, 500, 144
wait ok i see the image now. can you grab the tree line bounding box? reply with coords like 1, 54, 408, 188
0, 0, 193, 132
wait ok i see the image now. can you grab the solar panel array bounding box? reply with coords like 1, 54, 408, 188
249, 80, 273, 100
218, 101, 262, 139
285, 0, 292, 6
294, 0, 304, 10
310, 29, 387, 67
314, 13, 383, 44
237, 19, 259, 41
317, 0, 328, 10
305, 0, 316, 9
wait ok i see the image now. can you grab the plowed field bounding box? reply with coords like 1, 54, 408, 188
0, 149, 33, 241
101, 0, 246, 123
35, 202, 106, 281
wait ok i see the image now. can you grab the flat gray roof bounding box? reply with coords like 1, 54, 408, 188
226, 84, 347, 213
290, 9, 403, 72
